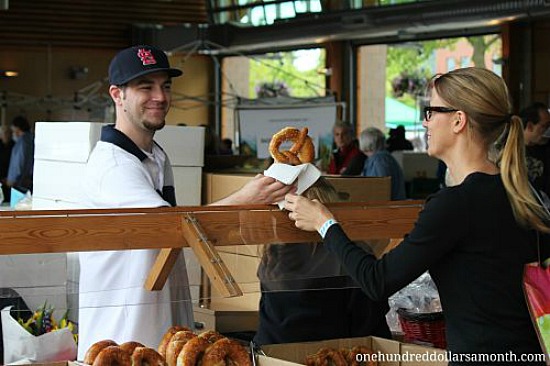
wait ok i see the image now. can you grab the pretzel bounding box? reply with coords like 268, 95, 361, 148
269, 127, 314, 165
131, 346, 166, 366
119, 341, 145, 356
158, 325, 192, 358
304, 347, 347, 366
91, 346, 131, 366
83, 340, 118, 365
344, 346, 377, 366
201, 338, 252, 366
166, 331, 197, 366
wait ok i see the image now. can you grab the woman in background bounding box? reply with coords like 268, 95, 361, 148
254, 177, 391, 345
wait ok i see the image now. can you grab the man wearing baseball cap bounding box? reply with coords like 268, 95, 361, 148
77, 45, 293, 357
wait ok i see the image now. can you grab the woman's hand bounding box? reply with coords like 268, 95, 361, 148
284, 193, 335, 232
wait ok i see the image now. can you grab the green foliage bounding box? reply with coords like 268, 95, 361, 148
386, 35, 501, 107
16, 301, 77, 343
248, 50, 326, 98
386, 39, 457, 98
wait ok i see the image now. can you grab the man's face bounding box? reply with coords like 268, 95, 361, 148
530, 109, 550, 146
118, 71, 172, 132
333, 126, 353, 149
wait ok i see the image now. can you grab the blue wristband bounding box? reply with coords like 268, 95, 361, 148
318, 218, 337, 238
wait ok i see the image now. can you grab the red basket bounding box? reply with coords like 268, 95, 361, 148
397, 308, 447, 349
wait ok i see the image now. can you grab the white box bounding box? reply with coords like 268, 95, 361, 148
34, 122, 103, 163
155, 126, 205, 167
34, 122, 204, 166
172, 166, 202, 206
0, 254, 67, 288
33, 160, 86, 204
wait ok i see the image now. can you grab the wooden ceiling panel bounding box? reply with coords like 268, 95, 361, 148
0, 0, 208, 49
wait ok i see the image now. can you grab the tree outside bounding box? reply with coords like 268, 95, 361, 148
248, 48, 327, 98
387, 34, 502, 109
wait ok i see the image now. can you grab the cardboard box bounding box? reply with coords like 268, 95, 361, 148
393, 152, 439, 181
327, 176, 390, 202
202, 173, 255, 204
258, 336, 448, 366
193, 303, 259, 333
189, 244, 262, 332
202, 173, 391, 204
18, 362, 80, 366
258, 336, 401, 366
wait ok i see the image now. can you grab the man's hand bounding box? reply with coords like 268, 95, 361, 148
211, 174, 295, 206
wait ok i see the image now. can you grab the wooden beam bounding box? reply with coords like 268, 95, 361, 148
0, 201, 423, 256
144, 248, 182, 291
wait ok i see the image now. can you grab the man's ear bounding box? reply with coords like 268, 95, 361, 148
526, 121, 535, 132
109, 85, 123, 105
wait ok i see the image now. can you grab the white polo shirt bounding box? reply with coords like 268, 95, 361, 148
77, 125, 193, 358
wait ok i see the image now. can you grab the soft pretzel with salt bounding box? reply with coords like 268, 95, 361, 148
269, 127, 314, 165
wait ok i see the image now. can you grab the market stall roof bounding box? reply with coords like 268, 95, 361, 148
385, 97, 423, 131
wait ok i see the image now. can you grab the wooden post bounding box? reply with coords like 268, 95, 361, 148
180, 213, 242, 298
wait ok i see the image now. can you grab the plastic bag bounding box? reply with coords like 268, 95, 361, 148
386, 272, 442, 333
1, 306, 77, 365
523, 262, 550, 365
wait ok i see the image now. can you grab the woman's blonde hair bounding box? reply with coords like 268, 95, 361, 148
431, 67, 550, 232
261, 177, 340, 259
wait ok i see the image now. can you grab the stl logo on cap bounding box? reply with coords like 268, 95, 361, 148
137, 48, 157, 66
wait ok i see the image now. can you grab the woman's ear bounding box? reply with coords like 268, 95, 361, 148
452, 111, 467, 133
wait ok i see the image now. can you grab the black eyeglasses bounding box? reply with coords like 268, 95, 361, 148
424, 106, 459, 121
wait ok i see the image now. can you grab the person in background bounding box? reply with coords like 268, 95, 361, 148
519, 102, 550, 198
254, 177, 391, 345
3, 116, 34, 192
284, 67, 549, 365
77, 45, 293, 358
386, 125, 414, 152
219, 138, 233, 155
327, 120, 365, 175
359, 127, 406, 200
0, 124, 14, 201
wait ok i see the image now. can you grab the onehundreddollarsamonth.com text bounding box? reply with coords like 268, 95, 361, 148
356, 350, 547, 363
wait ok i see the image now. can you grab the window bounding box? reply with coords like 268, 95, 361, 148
446, 57, 456, 72
208, 0, 427, 26
460, 56, 471, 68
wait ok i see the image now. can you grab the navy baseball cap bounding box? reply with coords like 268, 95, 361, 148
108, 45, 183, 85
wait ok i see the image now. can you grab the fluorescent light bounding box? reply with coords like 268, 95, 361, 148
1, 70, 18, 77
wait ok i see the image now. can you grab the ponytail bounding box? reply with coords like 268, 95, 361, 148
499, 115, 550, 232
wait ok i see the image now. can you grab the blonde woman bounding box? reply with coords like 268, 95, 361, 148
284, 68, 550, 364
254, 177, 391, 345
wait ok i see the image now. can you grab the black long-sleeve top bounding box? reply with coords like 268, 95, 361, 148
325, 173, 546, 364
